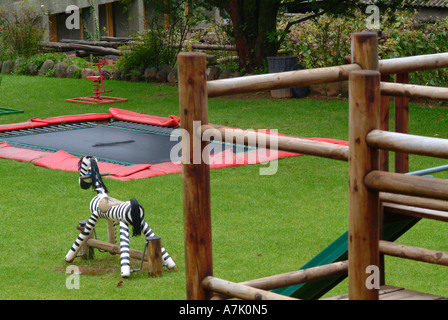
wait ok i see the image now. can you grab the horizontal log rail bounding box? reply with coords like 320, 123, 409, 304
207, 64, 361, 97
202, 276, 298, 300
199, 125, 349, 161
381, 192, 448, 213
379, 240, 448, 266
206, 52, 448, 98
212, 261, 348, 300
379, 52, 448, 74
380, 82, 448, 100
365, 171, 448, 201
238, 260, 348, 291
383, 202, 448, 223
366, 130, 448, 159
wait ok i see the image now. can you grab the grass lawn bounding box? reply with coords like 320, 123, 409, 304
0, 75, 447, 300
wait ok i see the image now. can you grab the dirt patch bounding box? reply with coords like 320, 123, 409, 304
55, 264, 117, 276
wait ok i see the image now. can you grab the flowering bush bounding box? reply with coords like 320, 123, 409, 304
0, 4, 47, 59
281, 10, 448, 86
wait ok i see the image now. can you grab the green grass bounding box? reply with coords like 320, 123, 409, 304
0, 75, 447, 300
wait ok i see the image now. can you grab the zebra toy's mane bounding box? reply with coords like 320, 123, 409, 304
130, 198, 143, 237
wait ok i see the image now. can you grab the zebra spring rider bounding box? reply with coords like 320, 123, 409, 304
65, 156, 176, 278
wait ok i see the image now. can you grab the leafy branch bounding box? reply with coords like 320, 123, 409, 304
277, 10, 326, 50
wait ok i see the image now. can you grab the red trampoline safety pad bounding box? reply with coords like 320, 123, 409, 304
0, 108, 347, 181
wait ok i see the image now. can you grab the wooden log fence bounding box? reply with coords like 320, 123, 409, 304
379, 52, 448, 74
178, 31, 448, 301
379, 241, 448, 266
178, 53, 213, 300
202, 277, 297, 300
365, 171, 448, 200
348, 69, 381, 300
380, 82, 448, 100
380, 192, 448, 213
366, 130, 448, 159
199, 125, 349, 162
207, 53, 448, 99
383, 202, 448, 223
207, 64, 361, 98
211, 261, 348, 300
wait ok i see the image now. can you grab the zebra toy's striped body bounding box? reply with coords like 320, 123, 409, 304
65, 156, 175, 278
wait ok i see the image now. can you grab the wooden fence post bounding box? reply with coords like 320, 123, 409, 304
351, 31, 387, 286
147, 237, 163, 277
380, 74, 391, 172
394, 73, 409, 173
351, 32, 379, 71
178, 52, 213, 300
348, 70, 381, 300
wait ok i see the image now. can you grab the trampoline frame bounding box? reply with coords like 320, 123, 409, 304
0, 107, 24, 115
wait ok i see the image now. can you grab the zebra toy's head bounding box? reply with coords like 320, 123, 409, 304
78, 156, 108, 195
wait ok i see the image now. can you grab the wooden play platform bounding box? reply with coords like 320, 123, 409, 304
327, 285, 447, 300
177, 32, 448, 300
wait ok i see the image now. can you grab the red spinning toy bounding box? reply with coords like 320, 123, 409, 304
66, 61, 128, 105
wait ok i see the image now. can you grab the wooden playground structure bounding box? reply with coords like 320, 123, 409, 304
177, 32, 448, 300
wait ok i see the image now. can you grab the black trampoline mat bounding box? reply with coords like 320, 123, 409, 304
5, 126, 181, 165
3, 125, 252, 165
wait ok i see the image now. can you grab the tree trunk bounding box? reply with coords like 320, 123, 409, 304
225, 0, 280, 73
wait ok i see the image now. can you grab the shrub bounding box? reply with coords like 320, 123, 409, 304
0, 4, 47, 59
281, 10, 448, 86
116, 26, 178, 77
27, 53, 64, 70
115, 1, 200, 78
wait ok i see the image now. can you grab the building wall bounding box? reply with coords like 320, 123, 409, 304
0, 0, 147, 41
1, 0, 121, 15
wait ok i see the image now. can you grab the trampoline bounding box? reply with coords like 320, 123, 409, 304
1, 121, 253, 166
0, 108, 304, 180
3, 122, 182, 166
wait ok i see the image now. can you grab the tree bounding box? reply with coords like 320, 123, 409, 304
198, 0, 409, 73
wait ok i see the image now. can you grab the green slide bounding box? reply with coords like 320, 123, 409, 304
272, 216, 420, 299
